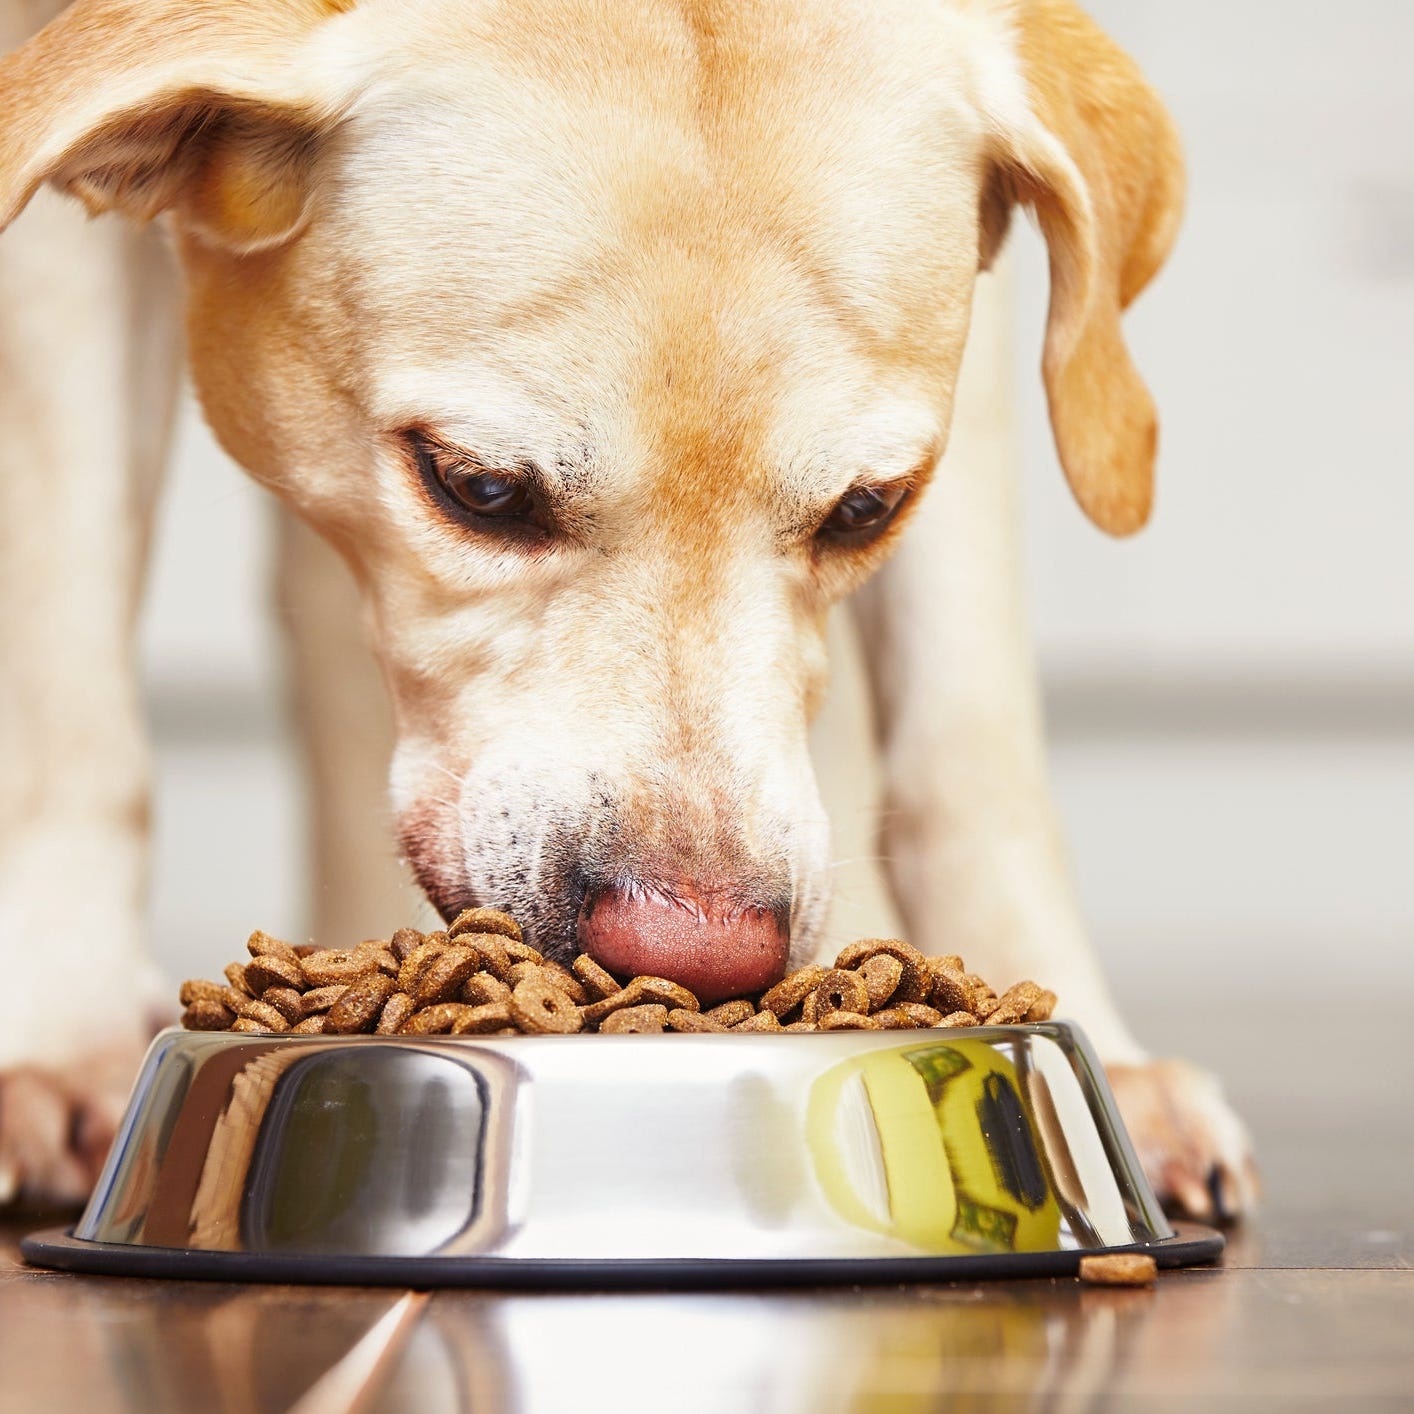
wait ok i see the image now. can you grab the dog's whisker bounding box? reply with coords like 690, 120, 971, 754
826, 853, 897, 869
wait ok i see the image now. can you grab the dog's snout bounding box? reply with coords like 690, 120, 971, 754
577, 880, 790, 1004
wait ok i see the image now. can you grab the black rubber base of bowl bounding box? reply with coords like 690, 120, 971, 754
20, 1223, 1223, 1288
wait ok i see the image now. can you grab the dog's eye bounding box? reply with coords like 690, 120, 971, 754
443, 468, 532, 518
819, 482, 910, 540
409, 433, 546, 537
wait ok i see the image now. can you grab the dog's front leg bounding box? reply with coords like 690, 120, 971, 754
273, 509, 437, 945
854, 269, 1258, 1221
0, 181, 181, 1207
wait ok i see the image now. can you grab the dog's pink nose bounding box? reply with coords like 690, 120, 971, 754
577, 884, 790, 1004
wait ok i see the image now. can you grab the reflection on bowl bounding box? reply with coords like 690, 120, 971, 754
22, 1023, 1221, 1284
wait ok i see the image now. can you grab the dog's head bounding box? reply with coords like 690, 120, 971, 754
0, 0, 1181, 996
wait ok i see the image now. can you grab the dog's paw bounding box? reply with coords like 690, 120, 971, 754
1107, 1058, 1260, 1224
0, 1046, 143, 1211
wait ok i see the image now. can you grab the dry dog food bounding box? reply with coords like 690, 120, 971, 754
180, 913, 1058, 1038
1077, 1253, 1159, 1286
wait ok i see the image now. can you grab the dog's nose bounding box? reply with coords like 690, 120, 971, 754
577, 882, 790, 1004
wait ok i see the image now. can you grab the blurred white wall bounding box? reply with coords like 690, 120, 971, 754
137, 1, 1413, 1007
1021, 0, 1414, 680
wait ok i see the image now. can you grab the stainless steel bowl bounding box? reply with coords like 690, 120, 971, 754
23, 1023, 1220, 1284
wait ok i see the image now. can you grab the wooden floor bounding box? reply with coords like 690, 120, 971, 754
2, 1006, 1410, 1412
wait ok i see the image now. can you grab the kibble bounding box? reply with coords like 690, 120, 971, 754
461, 972, 512, 1006
448, 907, 522, 943
411, 947, 481, 1007
326, 974, 397, 1033
599, 1004, 668, 1034
509, 976, 583, 1035
450, 1001, 514, 1035
376, 992, 418, 1035
1077, 1253, 1158, 1286
245, 954, 305, 995
180, 918, 1057, 1039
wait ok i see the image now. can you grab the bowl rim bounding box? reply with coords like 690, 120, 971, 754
20, 1221, 1224, 1288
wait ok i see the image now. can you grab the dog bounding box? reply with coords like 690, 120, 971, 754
0, 0, 1256, 1219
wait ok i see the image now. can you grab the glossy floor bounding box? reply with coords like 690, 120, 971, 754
2, 1004, 1410, 1413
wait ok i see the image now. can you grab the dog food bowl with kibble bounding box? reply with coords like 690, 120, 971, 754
22, 1022, 1222, 1285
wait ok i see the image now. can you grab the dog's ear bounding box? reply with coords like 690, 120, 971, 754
0, 0, 356, 253
985, 1, 1185, 535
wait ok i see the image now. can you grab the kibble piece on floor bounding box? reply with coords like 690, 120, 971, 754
1078, 1253, 1158, 1286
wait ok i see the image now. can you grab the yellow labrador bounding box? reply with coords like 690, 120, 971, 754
0, 0, 1255, 1219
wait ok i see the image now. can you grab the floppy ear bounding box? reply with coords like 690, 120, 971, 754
0, 0, 355, 252
988, 0, 1185, 535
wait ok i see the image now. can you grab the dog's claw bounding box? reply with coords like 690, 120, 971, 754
1108, 1058, 1259, 1225
0, 1049, 139, 1212
1168, 1170, 1214, 1224
1208, 1163, 1233, 1224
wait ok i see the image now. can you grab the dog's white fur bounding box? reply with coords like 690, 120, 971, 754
0, 0, 1256, 1217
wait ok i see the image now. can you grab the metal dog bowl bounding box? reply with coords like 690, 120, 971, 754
22, 1022, 1221, 1285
